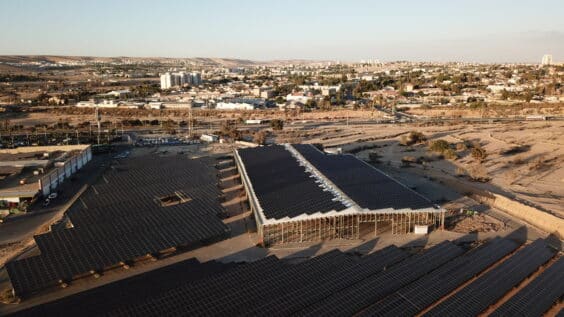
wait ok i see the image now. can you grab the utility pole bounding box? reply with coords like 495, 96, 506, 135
95, 106, 101, 145
188, 108, 193, 138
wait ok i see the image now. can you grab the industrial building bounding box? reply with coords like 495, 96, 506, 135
0, 145, 92, 208
235, 144, 445, 246
216, 98, 265, 111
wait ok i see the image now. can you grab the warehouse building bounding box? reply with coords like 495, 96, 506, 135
0, 145, 92, 208
235, 144, 445, 246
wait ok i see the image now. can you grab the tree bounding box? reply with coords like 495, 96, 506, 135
220, 120, 240, 139
305, 99, 318, 109
270, 119, 284, 130
253, 130, 267, 145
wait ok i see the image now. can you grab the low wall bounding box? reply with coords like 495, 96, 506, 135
422, 174, 564, 240
0, 145, 90, 154
473, 192, 564, 239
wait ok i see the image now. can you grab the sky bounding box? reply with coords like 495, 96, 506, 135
0, 0, 563, 63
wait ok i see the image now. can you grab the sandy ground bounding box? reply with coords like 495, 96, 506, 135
295, 121, 564, 219
406, 103, 564, 118
5, 108, 386, 129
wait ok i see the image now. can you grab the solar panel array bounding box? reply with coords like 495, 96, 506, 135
6, 156, 230, 298
358, 237, 521, 317
490, 256, 564, 317
111, 255, 288, 316
8, 237, 561, 316
246, 245, 410, 316
292, 144, 434, 210
11, 258, 235, 317
238, 145, 346, 219
424, 239, 557, 317
298, 241, 464, 316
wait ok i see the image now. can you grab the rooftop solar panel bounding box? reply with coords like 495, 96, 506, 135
292, 144, 434, 211
237, 145, 346, 220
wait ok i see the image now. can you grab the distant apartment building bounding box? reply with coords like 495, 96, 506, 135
160, 71, 203, 90
541, 54, 553, 66
252, 87, 275, 99
298, 84, 341, 96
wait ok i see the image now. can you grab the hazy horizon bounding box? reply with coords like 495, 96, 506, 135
1, 0, 563, 63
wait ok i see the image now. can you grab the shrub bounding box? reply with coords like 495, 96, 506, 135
443, 148, 458, 160
471, 146, 487, 162
368, 152, 382, 163
429, 139, 451, 153
467, 164, 490, 182
399, 131, 426, 146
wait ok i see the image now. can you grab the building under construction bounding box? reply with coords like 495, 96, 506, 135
235, 144, 445, 246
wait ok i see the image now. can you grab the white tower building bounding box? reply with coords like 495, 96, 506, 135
160, 72, 172, 89
541, 54, 553, 66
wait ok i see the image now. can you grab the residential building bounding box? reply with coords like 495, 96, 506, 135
541, 54, 553, 66
160, 71, 203, 89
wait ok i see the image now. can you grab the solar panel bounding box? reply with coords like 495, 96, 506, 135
238, 145, 346, 220
297, 241, 463, 316
293, 144, 434, 211
424, 239, 556, 317
359, 237, 521, 317
490, 256, 564, 317
5, 156, 230, 298
191, 250, 357, 316
110, 256, 285, 316
7, 239, 557, 316
10, 258, 234, 317
248, 245, 409, 316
